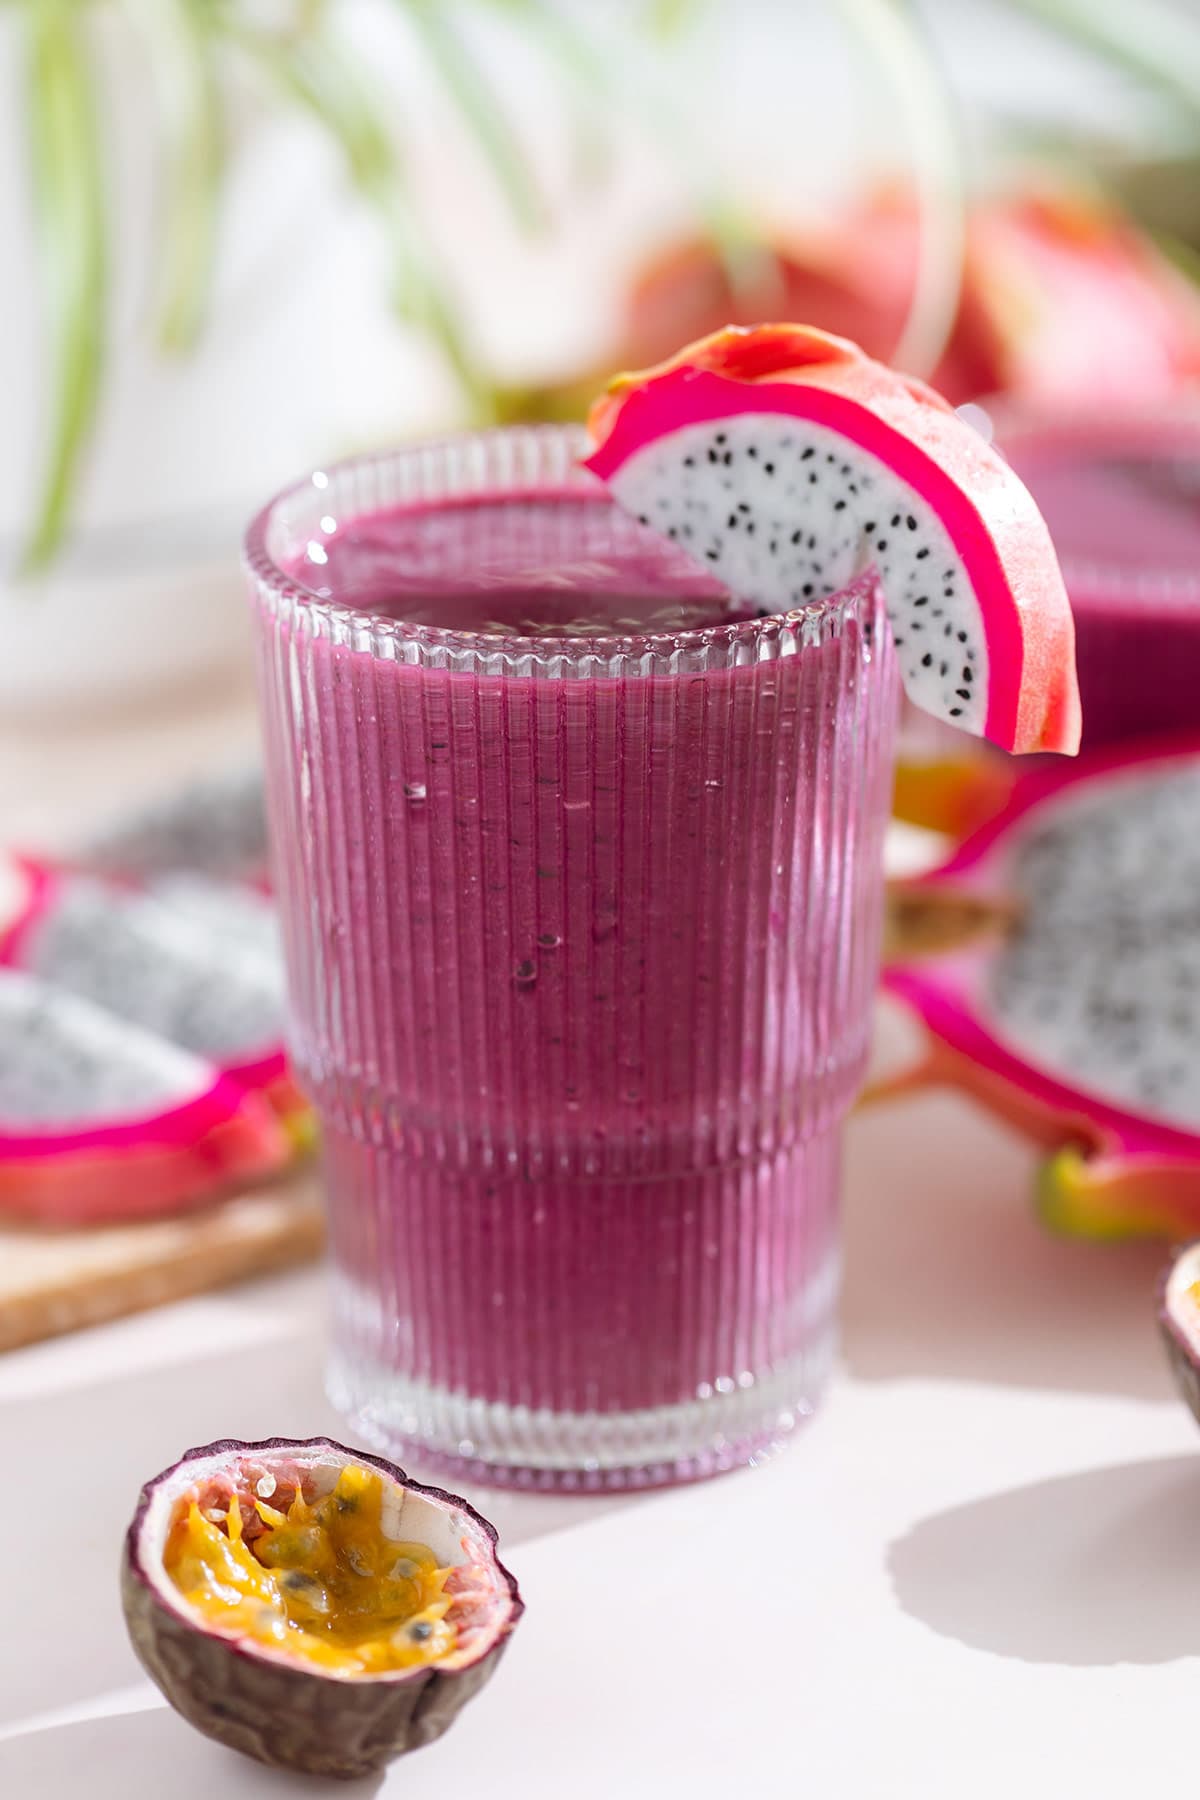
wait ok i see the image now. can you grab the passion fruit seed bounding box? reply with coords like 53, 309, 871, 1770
257, 1524, 324, 1569
162, 1465, 456, 1673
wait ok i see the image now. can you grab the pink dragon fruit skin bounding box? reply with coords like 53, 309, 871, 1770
882, 732, 1200, 1240
0, 1086, 288, 1226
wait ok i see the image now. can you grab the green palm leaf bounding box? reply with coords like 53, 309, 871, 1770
233, 19, 493, 415
1006, 0, 1200, 126
22, 0, 107, 572
140, 0, 226, 353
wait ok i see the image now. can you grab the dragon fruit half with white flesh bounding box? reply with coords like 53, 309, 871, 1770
0, 969, 288, 1224
882, 735, 1200, 1239
0, 863, 309, 1138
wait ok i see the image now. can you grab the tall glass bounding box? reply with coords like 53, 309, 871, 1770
245, 427, 898, 1490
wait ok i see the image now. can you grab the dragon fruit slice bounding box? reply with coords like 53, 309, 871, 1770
0, 970, 288, 1224
0, 865, 309, 1138
584, 324, 1080, 754
881, 735, 1200, 1240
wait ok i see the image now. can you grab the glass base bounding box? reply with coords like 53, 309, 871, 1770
327, 1322, 835, 1493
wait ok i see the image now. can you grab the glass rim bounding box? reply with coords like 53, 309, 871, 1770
242, 425, 884, 659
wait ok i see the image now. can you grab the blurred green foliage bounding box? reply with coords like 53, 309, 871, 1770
17, 0, 1200, 569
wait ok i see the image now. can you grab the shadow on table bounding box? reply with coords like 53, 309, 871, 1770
842, 1088, 1170, 1402
0, 1278, 637, 1731
0, 1705, 385, 1799
889, 1453, 1200, 1666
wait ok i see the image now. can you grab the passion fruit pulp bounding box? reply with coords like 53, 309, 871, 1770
122, 1437, 523, 1779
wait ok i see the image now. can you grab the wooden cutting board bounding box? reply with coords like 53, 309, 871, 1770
0, 1172, 325, 1354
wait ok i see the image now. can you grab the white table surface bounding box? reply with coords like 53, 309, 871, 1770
1, 682, 1196, 1798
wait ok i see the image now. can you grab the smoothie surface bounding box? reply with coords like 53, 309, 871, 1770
287, 492, 761, 637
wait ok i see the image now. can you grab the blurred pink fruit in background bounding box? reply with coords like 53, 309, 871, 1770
511, 185, 1200, 418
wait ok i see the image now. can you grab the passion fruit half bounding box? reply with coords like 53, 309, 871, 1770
1160, 1243, 1200, 1428
122, 1436, 523, 1779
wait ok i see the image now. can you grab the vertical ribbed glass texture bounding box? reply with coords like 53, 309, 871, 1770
245, 427, 899, 1489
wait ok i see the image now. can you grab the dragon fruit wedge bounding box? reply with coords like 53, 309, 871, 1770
0, 969, 288, 1224
881, 734, 1200, 1240
585, 324, 1080, 754
0, 863, 309, 1140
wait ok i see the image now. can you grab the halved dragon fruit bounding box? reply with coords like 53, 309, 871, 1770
122, 1436, 523, 1779
585, 324, 1080, 754
0, 861, 308, 1138
881, 734, 1200, 1239
0, 969, 288, 1224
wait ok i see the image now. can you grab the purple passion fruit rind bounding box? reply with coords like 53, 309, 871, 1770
121, 1436, 523, 1780
1159, 1243, 1200, 1427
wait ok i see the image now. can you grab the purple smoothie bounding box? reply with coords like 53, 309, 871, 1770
1002, 413, 1200, 747
249, 438, 897, 1486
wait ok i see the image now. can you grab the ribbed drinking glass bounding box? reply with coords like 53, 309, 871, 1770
245, 426, 899, 1490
